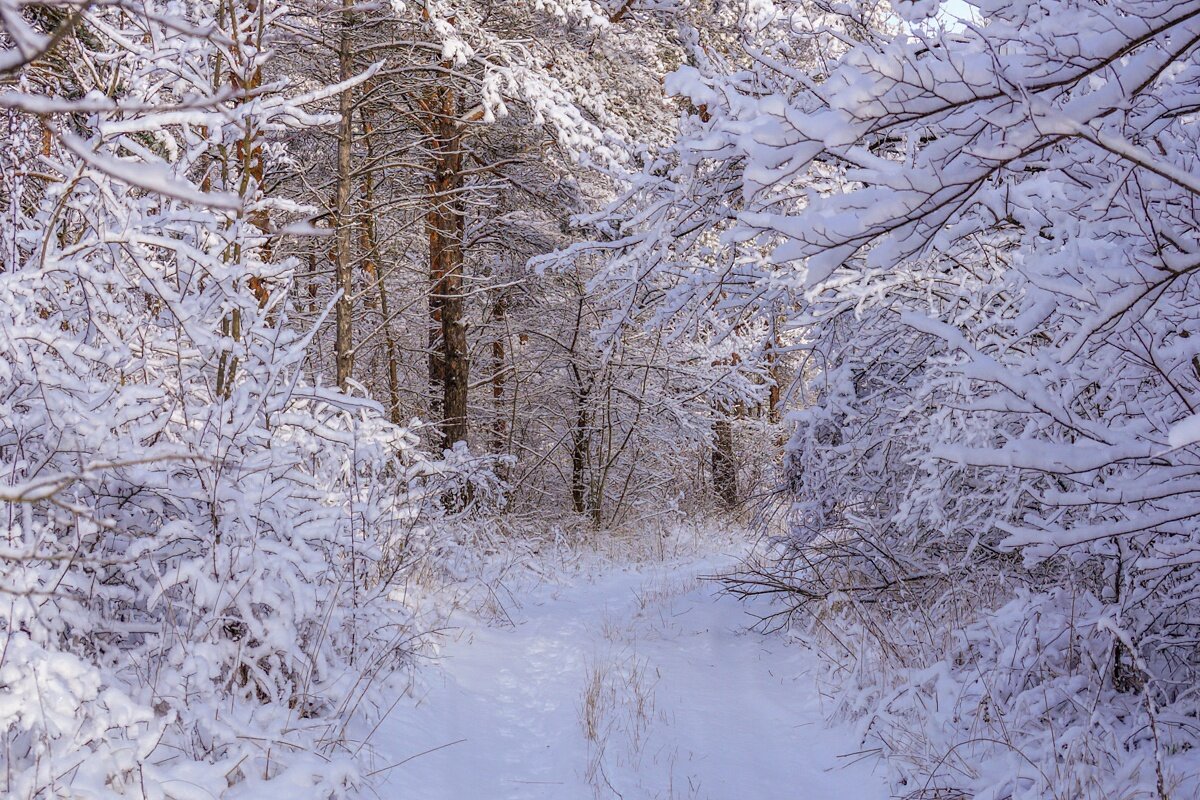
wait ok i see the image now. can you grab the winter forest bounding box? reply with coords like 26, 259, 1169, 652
3, 0, 1200, 797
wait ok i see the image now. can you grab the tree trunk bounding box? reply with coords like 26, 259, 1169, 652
571, 394, 590, 516
376, 261, 403, 426
712, 414, 738, 508
767, 314, 783, 424
215, 0, 270, 398
359, 102, 401, 424
566, 296, 591, 516
426, 78, 468, 450
491, 289, 509, 473
333, 0, 355, 390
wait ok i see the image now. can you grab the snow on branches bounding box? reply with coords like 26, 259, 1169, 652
0, 2, 452, 796
583, 0, 1200, 796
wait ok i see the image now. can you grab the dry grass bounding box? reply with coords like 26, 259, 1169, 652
579, 652, 664, 798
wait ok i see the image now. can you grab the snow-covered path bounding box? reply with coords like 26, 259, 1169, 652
370, 558, 889, 799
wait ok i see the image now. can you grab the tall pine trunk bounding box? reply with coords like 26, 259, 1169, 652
426, 78, 468, 450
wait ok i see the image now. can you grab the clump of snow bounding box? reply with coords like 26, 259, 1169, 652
1169, 413, 1200, 449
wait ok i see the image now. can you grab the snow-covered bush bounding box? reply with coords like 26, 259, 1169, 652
704, 1, 1200, 796
575, 0, 1200, 795
0, 2, 448, 796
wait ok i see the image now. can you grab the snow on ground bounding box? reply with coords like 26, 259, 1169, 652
363, 548, 889, 799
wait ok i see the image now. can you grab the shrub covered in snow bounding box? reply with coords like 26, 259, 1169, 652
577, 0, 1200, 796
0, 2, 456, 796
712, 1, 1200, 796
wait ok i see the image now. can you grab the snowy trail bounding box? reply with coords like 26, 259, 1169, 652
370, 558, 888, 799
